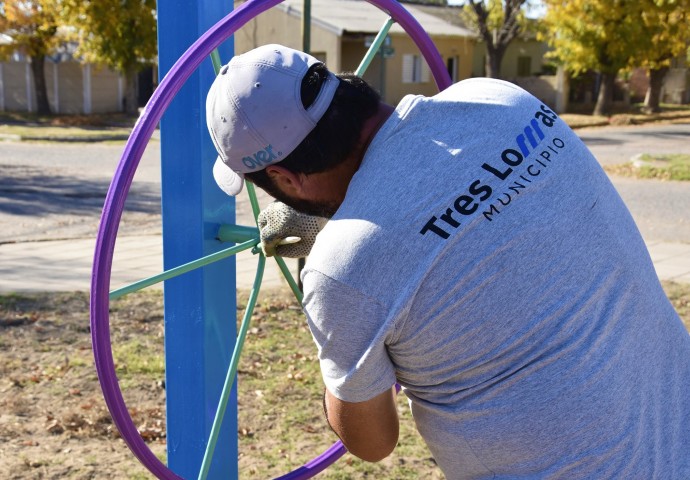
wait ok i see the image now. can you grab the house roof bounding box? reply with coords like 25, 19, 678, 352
275, 0, 475, 37
413, 4, 542, 41
411, 4, 473, 30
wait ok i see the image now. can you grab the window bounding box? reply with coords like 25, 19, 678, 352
517, 56, 532, 77
446, 56, 459, 83
311, 52, 327, 64
402, 54, 430, 84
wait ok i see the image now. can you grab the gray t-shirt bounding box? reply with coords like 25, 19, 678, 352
302, 78, 690, 478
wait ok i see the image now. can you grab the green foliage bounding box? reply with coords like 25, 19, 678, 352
539, 1, 638, 75
540, 0, 690, 75
632, 0, 690, 70
0, 0, 62, 60
401, 0, 446, 5
459, 0, 532, 35
458, 0, 532, 77
61, 0, 157, 74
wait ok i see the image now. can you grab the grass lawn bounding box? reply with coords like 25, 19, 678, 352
1, 104, 689, 142
605, 153, 690, 181
561, 103, 690, 129
0, 111, 136, 142
1, 282, 689, 478
0, 123, 134, 141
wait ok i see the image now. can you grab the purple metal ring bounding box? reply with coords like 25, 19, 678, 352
90, 0, 449, 478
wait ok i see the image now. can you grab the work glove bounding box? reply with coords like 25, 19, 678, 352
257, 201, 328, 258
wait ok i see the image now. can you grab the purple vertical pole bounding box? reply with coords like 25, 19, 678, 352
157, 1, 237, 478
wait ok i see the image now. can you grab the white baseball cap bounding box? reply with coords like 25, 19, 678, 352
206, 44, 339, 196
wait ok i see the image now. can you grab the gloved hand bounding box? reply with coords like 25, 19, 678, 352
257, 201, 328, 258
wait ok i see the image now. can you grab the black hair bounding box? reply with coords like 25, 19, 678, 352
244, 63, 381, 197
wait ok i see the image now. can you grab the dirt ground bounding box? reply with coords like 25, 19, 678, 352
0, 289, 444, 480
0, 292, 166, 480
1, 284, 688, 479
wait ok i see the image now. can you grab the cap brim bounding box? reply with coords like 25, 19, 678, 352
213, 157, 245, 196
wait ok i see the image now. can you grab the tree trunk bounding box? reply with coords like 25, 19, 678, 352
485, 46, 506, 78
593, 71, 617, 116
123, 66, 139, 114
30, 54, 51, 115
470, 0, 523, 79
643, 66, 669, 114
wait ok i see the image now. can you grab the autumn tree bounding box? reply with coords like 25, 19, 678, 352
63, 0, 156, 114
0, 0, 63, 114
633, 0, 690, 112
458, 0, 534, 78
540, 1, 644, 116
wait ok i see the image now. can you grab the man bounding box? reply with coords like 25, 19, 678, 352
206, 44, 690, 478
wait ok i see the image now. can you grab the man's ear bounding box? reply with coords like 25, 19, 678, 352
265, 165, 305, 196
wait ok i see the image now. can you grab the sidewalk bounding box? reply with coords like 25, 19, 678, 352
0, 234, 689, 294
0, 234, 300, 294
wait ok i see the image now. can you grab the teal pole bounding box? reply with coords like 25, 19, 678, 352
302, 0, 311, 54
356, 18, 394, 76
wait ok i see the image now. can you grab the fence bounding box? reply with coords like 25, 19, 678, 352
0, 59, 123, 114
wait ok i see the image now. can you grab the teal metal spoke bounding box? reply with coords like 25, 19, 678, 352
217, 224, 260, 243
109, 238, 258, 300
198, 253, 266, 480
274, 255, 303, 302
356, 17, 395, 76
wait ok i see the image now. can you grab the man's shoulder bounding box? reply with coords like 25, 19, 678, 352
435, 77, 532, 102
307, 217, 383, 277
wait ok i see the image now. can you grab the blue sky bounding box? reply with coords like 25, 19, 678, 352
446, 0, 546, 18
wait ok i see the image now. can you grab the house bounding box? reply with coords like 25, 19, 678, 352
3, 1, 584, 115
630, 56, 690, 105
410, 5, 564, 109
232, 0, 477, 104
408, 5, 549, 78
232, 0, 570, 109
663, 54, 690, 104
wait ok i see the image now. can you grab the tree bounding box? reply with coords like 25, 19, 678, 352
63, 0, 156, 114
402, 0, 446, 4
632, 0, 690, 113
459, 0, 533, 78
0, 0, 63, 115
540, 0, 644, 116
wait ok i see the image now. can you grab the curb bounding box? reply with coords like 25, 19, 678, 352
568, 113, 690, 130
0, 132, 132, 142
0, 129, 161, 143
0, 133, 21, 141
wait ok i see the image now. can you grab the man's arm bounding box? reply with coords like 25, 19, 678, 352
323, 386, 399, 462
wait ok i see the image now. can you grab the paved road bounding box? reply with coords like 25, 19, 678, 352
0, 142, 162, 243
610, 176, 690, 243
578, 122, 690, 166
0, 139, 276, 245
1, 122, 689, 245
1, 122, 689, 292
580, 122, 690, 243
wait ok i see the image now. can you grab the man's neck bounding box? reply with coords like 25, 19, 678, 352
358, 102, 395, 164
340, 102, 395, 179
298, 102, 395, 216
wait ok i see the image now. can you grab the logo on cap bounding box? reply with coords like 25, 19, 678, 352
241, 145, 281, 170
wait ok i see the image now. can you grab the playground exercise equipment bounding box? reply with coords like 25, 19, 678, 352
90, 0, 451, 478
